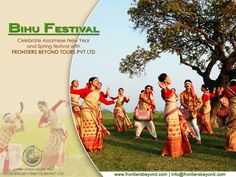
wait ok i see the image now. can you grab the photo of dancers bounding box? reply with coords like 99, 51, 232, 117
71, 73, 235, 154
70, 73, 236, 171
0, 100, 69, 175
69, 0, 236, 172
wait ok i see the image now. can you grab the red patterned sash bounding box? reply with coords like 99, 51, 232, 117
165, 107, 178, 118
81, 101, 110, 136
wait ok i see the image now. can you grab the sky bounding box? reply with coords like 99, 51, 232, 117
70, 0, 220, 112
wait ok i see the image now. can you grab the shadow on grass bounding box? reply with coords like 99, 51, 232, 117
93, 113, 236, 171
104, 138, 162, 156
106, 118, 236, 159
190, 142, 236, 160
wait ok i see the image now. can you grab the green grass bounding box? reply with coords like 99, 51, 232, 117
89, 113, 236, 171
0, 114, 99, 177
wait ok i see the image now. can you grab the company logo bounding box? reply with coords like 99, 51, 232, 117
23, 145, 43, 167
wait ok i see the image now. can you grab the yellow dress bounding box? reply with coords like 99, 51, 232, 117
80, 91, 103, 152
225, 95, 236, 151
40, 110, 67, 168
162, 88, 192, 157
199, 93, 213, 134
113, 96, 133, 132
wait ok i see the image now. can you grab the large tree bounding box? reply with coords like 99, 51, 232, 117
119, 0, 236, 127
120, 0, 235, 84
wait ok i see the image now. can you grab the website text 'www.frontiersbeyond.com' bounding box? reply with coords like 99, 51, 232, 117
102, 171, 228, 177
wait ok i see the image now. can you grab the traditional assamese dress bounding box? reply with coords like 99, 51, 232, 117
0, 119, 24, 174
39, 101, 67, 168
134, 93, 157, 138
180, 90, 202, 141
199, 92, 213, 134
70, 86, 81, 135
97, 91, 111, 136
71, 88, 114, 152
161, 87, 194, 157
217, 97, 229, 128
221, 85, 236, 151
112, 95, 133, 132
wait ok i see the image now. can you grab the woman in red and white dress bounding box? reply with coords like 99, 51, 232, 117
70, 77, 115, 152
38, 100, 67, 168
158, 73, 194, 158
199, 84, 213, 134
111, 88, 133, 132
219, 79, 236, 152
70, 80, 82, 135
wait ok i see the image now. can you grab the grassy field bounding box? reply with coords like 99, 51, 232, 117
89, 112, 236, 171
0, 114, 100, 177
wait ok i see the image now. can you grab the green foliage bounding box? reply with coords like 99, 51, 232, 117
102, 109, 113, 114
120, 0, 236, 85
119, 46, 158, 77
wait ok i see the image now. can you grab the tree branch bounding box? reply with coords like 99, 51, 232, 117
196, 34, 215, 52
179, 53, 204, 77
204, 55, 217, 77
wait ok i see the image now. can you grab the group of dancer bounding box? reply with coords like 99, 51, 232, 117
0, 100, 67, 174
70, 74, 236, 158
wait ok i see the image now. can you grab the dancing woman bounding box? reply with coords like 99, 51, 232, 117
97, 81, 111, 136
217, 95, 229, 129
38, 100, 67, 168
70, 80, 81, 135
158, 73, 193, 158
199, 84, 213, 134
0, 111, 24, 174
111, 88, 133, 132
219, 79, 236, 152
70, 77, 115, 152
